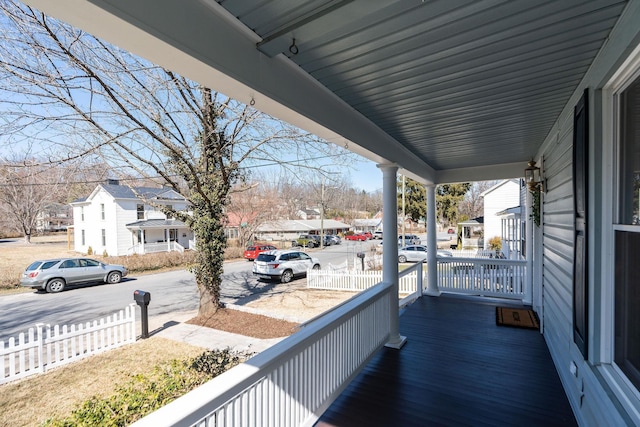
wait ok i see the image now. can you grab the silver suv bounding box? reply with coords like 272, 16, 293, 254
252, 250, 320, 283
20, 258, 128, 293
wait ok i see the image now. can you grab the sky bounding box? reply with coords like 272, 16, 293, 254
349, 160, 383, 193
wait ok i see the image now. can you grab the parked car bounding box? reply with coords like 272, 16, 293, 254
344, 233, 368, 241
327, 235, 342, 245
447, 228, 456, 234
373, 231, 383, 239
294, 234, 321, 248
243, 244, 277, 261
398, 234, 421, 245
397, 245, 453, 263
252, 250, 320, 283
20, 257, 128, 293
322, 235, 334, 247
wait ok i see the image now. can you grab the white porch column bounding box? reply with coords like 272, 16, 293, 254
425, 184, 440, 296
378, 163, 406, 349
525, 190, 534, 305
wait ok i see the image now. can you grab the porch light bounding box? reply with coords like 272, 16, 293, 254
525, 160, 544, 192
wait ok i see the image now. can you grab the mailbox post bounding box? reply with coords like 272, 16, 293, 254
356, 252, 366, 271
133, 290, 151, 338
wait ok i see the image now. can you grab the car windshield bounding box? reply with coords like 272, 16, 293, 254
246, 246, 256, 251
256, 254, 276, 262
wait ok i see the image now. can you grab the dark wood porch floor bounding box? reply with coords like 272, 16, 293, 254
316, 294, 577, 427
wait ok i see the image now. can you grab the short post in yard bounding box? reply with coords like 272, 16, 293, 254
133, 290, 151, 339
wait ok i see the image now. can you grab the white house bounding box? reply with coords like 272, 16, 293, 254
70, 181, 194, 256
481, 179, 522, 256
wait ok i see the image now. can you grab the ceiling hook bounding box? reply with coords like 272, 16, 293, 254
250, 97, 255, 106
289, 38, 299, 55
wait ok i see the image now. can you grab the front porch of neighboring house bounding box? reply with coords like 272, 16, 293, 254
125, 219, 194, 255
132, 171, 570, 427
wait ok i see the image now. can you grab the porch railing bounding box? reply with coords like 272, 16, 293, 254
132, 282, 394, 427
437, 257, 526, 299
129, 241, 185, 255
309, 257, 525, 300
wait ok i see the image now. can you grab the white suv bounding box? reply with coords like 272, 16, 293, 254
252, 250, 321, 283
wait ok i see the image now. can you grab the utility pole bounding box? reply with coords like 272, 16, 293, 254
320, 179, 325, 249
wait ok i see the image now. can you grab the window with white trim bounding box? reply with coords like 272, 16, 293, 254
614, 72, 640, 391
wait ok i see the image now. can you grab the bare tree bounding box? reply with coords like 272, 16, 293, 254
0, 159, 70, 241
458, 180, 501, 222
0, 1, 353, 315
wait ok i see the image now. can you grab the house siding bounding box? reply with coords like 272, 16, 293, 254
537, 2, 640, 425
482, 180, 520, 250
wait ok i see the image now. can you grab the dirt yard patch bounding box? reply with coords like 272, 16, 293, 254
187, 308, 300, 338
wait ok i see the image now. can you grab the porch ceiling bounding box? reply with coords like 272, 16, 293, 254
21, 0, 628, 184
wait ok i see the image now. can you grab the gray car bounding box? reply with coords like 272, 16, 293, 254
20, 257, 128, 293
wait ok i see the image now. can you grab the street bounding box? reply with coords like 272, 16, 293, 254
0, 241, 377, 342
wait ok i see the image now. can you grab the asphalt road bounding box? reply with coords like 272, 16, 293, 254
0, 240, 378, 342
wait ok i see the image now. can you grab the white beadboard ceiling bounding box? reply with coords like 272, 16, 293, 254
21, 0, 629, 184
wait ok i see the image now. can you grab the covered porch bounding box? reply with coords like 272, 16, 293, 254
317, 294, 576, 426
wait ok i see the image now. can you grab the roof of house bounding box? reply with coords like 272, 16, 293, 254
459, 217, 484, 225
256, 219, 351, 233
125, 219, 188, 229
354, 219, 382, 227
480, 179, 521, 197
100, 184, 185, 200
70, 183, 187, 206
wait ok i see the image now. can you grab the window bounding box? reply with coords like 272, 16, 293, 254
137, 204, 144, 220
80, 206, 85, 221
614, 72, 640, 390
101, 229, 106, 246
60, 259, 79, 268
81, 229, 85, 246
100, 203, 105, 220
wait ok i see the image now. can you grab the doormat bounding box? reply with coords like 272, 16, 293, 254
496, 307, 539, 330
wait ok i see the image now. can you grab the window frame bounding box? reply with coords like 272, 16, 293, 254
597, 41, 640, 415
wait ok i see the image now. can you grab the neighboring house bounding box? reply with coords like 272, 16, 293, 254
70, 181, 194, 256
481, 179, 522, 255
296, 208, 320, 220
458, 217, 483, 249
254, 219, 351, 242
36, 203, 72, 232
353, 218, 382, 233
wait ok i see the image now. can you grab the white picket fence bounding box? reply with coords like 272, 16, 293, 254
1, 304, 137, 385
307, 268, 417, 294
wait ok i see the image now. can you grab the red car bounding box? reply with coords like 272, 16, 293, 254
344, 233, 368, 241
243, 244, 277, 261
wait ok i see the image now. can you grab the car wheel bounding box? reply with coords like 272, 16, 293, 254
312, 264, 320, 270
281, 269, 294, 283
46, 278, 66, 293
106, 271, 122, 284
398, 255, 407, 263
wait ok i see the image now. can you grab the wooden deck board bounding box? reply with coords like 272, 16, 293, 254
316, 295, 576, 427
